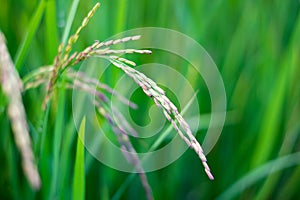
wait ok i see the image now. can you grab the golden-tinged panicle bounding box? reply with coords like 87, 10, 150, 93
64, 2, 100, 59
0, 31, 41, 189
43, 3, 101, 109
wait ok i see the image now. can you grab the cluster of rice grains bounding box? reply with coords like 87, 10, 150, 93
110, 60, 214, 181
18, 2, 214, 199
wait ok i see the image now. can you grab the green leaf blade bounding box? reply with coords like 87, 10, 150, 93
73, 117, 86, 200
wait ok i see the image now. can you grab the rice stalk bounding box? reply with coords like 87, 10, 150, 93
0, 31, 41, 189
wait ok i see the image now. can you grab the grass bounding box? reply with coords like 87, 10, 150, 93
73, 117, 86, 200
14, 0, 46, 70
1, 0, 300, 199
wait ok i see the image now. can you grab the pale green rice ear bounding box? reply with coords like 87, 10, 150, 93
109, 59, 214, 180
0, 31, 41, 190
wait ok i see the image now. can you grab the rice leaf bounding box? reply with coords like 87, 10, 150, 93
217, 151, 300, 200
14, 0, 46, 70
45, 0, 59, 63
61, 0, 80, 44
49, 82, 66, 198
72, 117, 86, 200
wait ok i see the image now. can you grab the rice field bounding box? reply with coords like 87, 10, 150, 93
0, 0, 300, 199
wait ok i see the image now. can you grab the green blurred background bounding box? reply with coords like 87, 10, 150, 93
1, 0, 300, 199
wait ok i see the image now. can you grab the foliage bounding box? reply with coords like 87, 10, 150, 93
0, 0, 300, 199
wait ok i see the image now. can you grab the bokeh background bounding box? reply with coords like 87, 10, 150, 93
1, 0, 300, 199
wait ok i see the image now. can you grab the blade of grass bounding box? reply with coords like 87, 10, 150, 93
61, 0, 80, 44
7, 129, 20, 200
58, 117, 77, 200
72, 117, 86, 200
45, 0, 59, 63
216, 151, 300, 200
255, 13, 300, 198
115, 0, 127, 33
28, 121, 40, 155
14, 0, 46, 70
38, 103, 51, 199
50, 83, 66, 199
220, 1, 256, 87
278, 165, 300, 199
251, 4, 300, 170
39, 103, 50, 159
